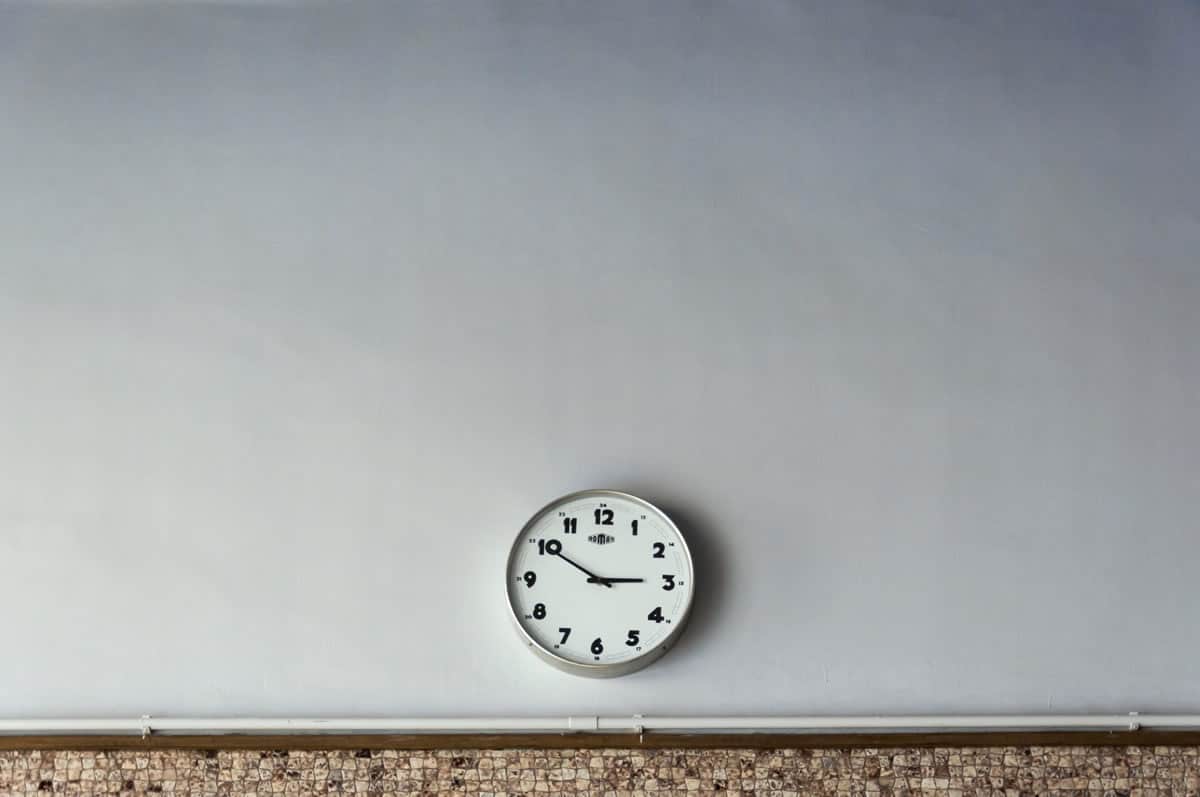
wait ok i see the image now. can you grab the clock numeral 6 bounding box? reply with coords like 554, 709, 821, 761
661, 574, 676, 591
536, 539, 562, 556
652, 542, 665, 558
523, 571, 536, 588
590, 637, 604, 655
532, 603, 546, 620
625, 629, 640, 646
648, 606, 665, 623
558, 627, 571, 644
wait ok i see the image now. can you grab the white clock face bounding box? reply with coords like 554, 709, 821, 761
506, 490, 694, 677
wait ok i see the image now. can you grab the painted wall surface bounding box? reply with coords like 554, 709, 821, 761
1, 1, 1197, 717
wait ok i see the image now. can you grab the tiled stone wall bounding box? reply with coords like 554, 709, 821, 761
2, 746, 1199, 795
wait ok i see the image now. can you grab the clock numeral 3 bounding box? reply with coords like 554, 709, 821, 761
532, 603, 546, 620
625, 629, 640, 646
661, 574, 676, 591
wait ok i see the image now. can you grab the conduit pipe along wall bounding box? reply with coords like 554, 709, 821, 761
3, 715, 1200, 736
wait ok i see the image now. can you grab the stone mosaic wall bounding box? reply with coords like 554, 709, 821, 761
2, 746, 1199, 795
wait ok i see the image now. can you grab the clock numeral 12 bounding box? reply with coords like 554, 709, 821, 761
594, 508, 613, 525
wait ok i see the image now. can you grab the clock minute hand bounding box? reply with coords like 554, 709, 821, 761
587, 577, 644, 584
554, 551, 613, 587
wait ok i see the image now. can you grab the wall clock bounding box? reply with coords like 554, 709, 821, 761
506, 489, 695, 677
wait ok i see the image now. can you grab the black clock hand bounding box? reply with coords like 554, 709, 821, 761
554, 551, 613, 587
587, 577, 645, 584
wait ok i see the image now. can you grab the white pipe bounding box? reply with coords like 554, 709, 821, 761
1, 713, 1199, 735
605, 715, 1149, 731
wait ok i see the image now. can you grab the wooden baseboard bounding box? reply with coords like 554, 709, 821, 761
2, 730, 1199, 751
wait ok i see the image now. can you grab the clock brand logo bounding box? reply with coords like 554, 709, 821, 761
587, 533, 616, 545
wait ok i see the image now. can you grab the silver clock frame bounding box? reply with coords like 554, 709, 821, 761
505, 489, 695, 678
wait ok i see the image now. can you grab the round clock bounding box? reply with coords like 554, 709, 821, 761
506, 489, 695, 677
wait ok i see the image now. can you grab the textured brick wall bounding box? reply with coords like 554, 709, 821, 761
3, 746, 1199, 795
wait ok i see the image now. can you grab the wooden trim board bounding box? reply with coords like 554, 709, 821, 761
3, 730, 1200, 751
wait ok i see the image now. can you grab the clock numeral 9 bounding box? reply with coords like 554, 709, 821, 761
652, 542, 665, 558
648, 606, 665, 623
593, 508, 614, 526
661, 574, 676, 591
522, 571, 536, 588
590, 637, 604, 655
558, 627, 571, 644
532, 603, 546, 620
625, 629, 640, 646
537, 539, 562, 556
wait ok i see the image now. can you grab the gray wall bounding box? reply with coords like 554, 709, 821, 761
1, 1, 1197, 717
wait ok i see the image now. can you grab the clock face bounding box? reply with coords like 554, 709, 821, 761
506, 490, 694, 677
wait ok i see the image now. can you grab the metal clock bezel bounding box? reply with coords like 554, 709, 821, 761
505, 489, 695, 678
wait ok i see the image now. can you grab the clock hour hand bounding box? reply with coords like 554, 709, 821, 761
554, 551, 613, 587
587, 577, 644, 584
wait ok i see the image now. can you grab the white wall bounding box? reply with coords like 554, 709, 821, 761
1, 1, 1197, 718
